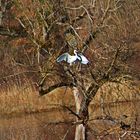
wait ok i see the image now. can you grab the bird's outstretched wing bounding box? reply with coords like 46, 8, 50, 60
77, 53, 89, 64
57, 53, 70, 62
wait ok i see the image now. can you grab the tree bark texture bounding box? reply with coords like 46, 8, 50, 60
73, 87, 88, 140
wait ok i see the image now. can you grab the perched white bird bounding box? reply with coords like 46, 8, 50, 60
57, 50, 89, 65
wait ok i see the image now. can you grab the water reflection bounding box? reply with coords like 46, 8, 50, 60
88, 101, 140, 140
0, 110, 75, 140
0, 101, 139, 140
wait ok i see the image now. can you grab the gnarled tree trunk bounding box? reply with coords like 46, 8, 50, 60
73, 87, 89, 140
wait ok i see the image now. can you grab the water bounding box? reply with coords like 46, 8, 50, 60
0, 101, 140, 140
0, 110, 75, 140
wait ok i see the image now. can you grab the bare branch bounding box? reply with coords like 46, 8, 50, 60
71, 11, 86, 23
63, 105, 81, 120
39, 82, 74, 96
100, 0, 111, 24
105, 48, 119, 77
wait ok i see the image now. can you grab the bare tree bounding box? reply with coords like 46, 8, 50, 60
11, 0, 140, 139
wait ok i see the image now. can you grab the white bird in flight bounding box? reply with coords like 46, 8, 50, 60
57, 50, 89, 65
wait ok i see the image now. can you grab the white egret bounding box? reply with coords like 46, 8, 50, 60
57, 50, 89, 65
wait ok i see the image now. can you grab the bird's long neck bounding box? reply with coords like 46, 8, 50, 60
74, 51, 77, 57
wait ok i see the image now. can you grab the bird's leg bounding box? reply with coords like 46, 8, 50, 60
77, 63, 82, 71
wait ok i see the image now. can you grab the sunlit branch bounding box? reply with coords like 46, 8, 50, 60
65, 5, 93, 24
71, 11, 86, 23
39, 82, 74, 96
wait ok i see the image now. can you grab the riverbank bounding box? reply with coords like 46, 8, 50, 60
0, 80, 139, 117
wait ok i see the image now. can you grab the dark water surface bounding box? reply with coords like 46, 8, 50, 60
0, 101, 140, 140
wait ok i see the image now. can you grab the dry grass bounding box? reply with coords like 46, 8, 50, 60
0, 77, 139, 117
0, 80, 74, 117
92, 81, 140, 104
